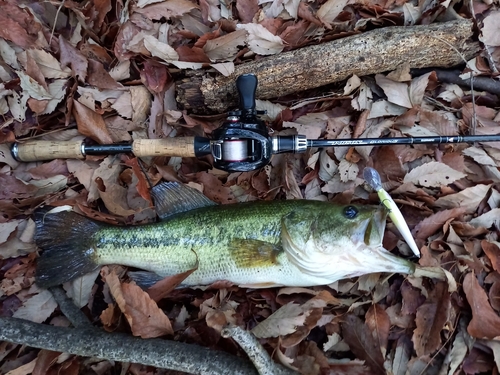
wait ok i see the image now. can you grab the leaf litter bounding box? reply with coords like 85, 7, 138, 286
1, 0, 500, 374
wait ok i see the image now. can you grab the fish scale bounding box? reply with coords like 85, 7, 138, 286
94, 201, 300, 286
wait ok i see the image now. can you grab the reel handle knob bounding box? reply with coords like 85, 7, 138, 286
236, 74, 257, 113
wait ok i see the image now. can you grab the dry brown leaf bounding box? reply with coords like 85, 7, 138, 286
63, 269, 100, 308
481, 11, 500, 47
236, 23, 284, 55
16, 70, 50, 100
0, 1, 41, 49
365, 304, 390, 357
5, 358, 37, 375
24, 49, 71, 79
403, 161, 466, 187
341, 314, 385, 375
408, 72, 431, 106
130, 86, 151, 123
338, 159, 359, 183
135, 0, 198, 19
106, 271, 174, 338
434, 184, 491, 213
236, 0, 259, 22
98, 182, 136, 217
470, 209, 500, 229
203, 30, 246, 62
252, 302, 309, 338
32, 349, 61, 375
87, 59, 122, 90
73, 99, 114, 144
481, 240, 500, 272
375, 74, 412, 109
411, 281, 450, 357
147, 266, 197, 302
412, 208, 466, 241
12, 290, 58, 323
463, 272, 500, 339
143, 35, 180, 61
283, 121, 322, 139
419, 110, 458, 136
316, 0, 349, 25
59, 36, 88, 82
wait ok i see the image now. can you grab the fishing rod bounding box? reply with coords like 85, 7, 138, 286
10, 74, 500, 172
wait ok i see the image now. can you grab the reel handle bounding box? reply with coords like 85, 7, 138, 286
236, 74, 257, 113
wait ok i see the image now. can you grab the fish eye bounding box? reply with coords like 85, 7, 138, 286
343, 206, 359, 219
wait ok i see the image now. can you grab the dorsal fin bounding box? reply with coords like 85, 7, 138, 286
151, 182, 217, 220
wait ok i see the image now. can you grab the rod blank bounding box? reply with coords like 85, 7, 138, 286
308, 135, 500, 148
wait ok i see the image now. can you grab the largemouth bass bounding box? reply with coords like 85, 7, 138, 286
35, 183, 415, 288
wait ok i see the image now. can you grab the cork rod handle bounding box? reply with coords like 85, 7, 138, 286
12, 141, 85, 162
132, 138, 196, 158
12, 138, 199, 162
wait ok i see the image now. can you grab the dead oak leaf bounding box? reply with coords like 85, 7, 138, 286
143, 35, 179, 62
203, 30, 246, 62
481, 10, 500, 47
463, 272, 500, 339
341, 314, 385, 375
481, 240, 500, 272
470, 209, 500, 229
0, 1, 41, 49
106, 271, 174, 338
73, 99, 114, 144
134, 0, 198, 20
365, 304, 390, 357
147, 266, 197, 302
24, 49, 71, 79
403, 161, 465, 187
375, 74, 412, 109
59, 36, 88, 82
412, 207, 466, 242
252, 302, 309, 338
236, 23, 284, 55
12, 289, 58, 323
434, 184, 491, 214
87, 59, 122, 90
411, 281, 450, 357
316, 0, 349, 25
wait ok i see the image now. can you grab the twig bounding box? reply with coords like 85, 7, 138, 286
428, 35, 478, 135
49, 0, 65, 45
48, 286, 90, 328
0, 317, 259, 375
411, 68, 500, 95
221, 325, 298, 375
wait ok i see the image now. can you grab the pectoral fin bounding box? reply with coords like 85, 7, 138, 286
229, 239, 282, 268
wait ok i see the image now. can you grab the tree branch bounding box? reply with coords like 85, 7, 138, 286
176, 19, 480, 114
0, 317, 258, 375
221, 325, 298, 375
48, 286, 90, 328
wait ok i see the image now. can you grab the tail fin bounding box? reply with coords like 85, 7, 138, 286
34, 209, 103, 288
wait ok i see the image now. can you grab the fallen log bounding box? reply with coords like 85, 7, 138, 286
176, 19, 480, 114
